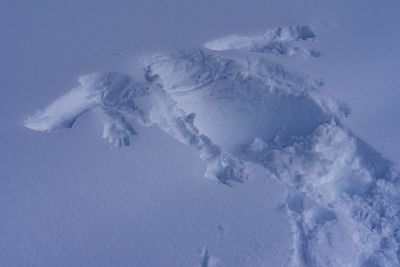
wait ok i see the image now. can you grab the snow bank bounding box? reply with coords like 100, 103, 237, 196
204, 25, 320, 58
25, 25, 400, 266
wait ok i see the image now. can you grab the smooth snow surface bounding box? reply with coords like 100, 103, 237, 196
25, 24, 400, 267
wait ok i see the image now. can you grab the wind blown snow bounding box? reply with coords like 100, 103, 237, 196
25, 25, 400, 267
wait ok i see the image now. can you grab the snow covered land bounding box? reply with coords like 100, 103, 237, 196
2, 1, 400, 267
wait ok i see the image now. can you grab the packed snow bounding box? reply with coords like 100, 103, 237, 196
24, 24, 400, 267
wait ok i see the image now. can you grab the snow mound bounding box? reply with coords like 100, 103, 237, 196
25, 72, 149, 146
145, 51, 345, 155
25, 69, 245, 182
247, 122, 400, 267
204, 25, 320, 58
25, 26, 400, 267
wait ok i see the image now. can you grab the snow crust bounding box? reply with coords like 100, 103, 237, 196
25, 25, 400, 267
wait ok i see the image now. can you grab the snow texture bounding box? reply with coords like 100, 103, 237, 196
204, 25, 321, 58
25, 25, 400, 267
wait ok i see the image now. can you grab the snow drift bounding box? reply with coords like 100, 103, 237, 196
204, 25, 320, 58
25, 25, 400, 267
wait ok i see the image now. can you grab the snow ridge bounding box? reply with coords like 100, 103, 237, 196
25, 25, 400, 267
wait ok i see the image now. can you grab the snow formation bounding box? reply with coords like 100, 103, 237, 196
204, 25, 320, 58
25, 25, 400, 267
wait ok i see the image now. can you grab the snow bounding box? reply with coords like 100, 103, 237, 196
204, 25, 320, 58
256, 121, 400, 266
24, 31, 400, 266
3, 1, 400, 267
2, 123, 291, 266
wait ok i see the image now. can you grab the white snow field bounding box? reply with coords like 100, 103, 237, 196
24, 25, 400, 267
